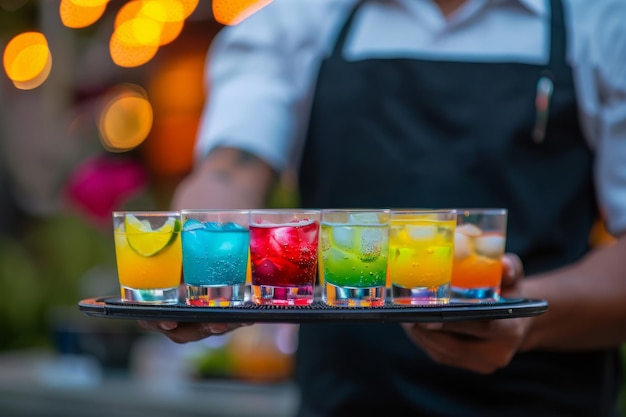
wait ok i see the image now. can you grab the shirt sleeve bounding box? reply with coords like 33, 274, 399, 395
573, 1, 626, 236
194, 1, 339, 173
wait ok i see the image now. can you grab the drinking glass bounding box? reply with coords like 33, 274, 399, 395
389, 209, 456, 305
181, 209, 250, 306
113, 211, 182, 304
249, 209, 321, 306
319, 209, 390, 307
451, 208, 508, 302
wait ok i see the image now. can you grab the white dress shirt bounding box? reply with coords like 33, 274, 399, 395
195, 0, 626, 235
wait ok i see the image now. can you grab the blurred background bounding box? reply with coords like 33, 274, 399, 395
0, 1, 299, 416
0, 1, 623, 416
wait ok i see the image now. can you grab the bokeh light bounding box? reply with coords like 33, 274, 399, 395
12, 51, 52, 90
98, 84, 154, 152
3, 0, 268, 91
2, 31, 51, 90
176, 0, 199, 19
212, 0, 273, 26
67, 0, 109, 6
59, 0, 108, 29
109, 17, 160, 68
115, 0, 185, 48
109, 0, 200, 67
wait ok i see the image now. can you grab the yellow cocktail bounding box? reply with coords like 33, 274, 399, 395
388, 210, 456, 305
113, 211, 182, 304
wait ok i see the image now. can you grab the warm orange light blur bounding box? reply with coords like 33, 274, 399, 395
3, 32, 51, 86
114, 0, 143, 27
212, 0, 272, 26
177, 0, 199, 19
59, 0, 108, 29
148, 53, 205, 112
142, 52, 206, 178
109, 18, 160, 68
67, 0, 109, 6
227, 325, 296, 383
115, 0, 185, 47
13, 52, 52, 90
139, 0, 184, 46
143, 113, 198, 178
98, 84, 154, 152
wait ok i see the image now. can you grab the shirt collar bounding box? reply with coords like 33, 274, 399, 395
511, 0, 548, 16
483, 0, 547, 16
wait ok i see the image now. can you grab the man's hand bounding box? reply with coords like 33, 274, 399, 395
400, 253, 530, 374
137, 321, 253, 344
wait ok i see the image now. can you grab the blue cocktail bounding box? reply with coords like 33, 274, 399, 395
181, 210, 250, 306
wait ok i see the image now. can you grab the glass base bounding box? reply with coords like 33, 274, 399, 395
251, 284, 314, 306
186, 283, 246, 306
391, 282, 450, 305
451, 286, 500, 303
120, 286, 179, 304
323, 282, 386, 307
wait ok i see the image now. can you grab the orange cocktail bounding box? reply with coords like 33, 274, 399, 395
451, 209, 507, 302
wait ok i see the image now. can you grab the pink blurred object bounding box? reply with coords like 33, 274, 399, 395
65, 154, 148, 226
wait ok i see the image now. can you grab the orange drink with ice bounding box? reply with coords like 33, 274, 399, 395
451, 209, 507, 302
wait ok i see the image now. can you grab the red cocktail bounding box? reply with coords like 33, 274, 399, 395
249, 210, 320, 306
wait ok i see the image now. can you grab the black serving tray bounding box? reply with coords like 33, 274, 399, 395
78, 296, 548, 323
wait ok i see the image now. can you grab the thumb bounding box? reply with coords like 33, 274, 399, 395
501, 253, 524, 289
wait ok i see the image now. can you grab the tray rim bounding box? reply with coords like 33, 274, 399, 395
78, 296, 548, 323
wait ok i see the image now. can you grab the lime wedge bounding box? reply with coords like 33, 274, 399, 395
125, 214, 180, 257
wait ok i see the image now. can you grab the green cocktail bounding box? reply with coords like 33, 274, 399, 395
319, 209, 390, 307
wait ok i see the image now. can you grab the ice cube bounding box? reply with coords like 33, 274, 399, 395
256, 256, 299, 282
253, 258, 280, 279
456, 223, 483, 237
270, 225, 313, 264
272, 225, 295, 246
267, 227, 290, 257
203, 221, 220, 230
454, 231, 474, 260
324, 246, 350, 263
348, 212, 380, 225
360, 228, 383, 262
406, 225, 437, 241
331, 226, 356, 250
475, 234, 505, 257
221, 222, 245, 230
183, 219, 204, 231
299, 221, 320, 245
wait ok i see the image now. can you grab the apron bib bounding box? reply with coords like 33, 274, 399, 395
296, 0, 619, 415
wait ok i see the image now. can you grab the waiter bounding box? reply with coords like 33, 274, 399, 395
143, 1, 626, 415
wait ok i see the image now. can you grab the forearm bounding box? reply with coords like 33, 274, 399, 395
521, 234, 626, 351
171, 147, 277, 211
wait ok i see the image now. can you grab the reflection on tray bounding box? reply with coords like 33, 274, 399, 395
78, 296, 548, 324
103, 297, 505, 308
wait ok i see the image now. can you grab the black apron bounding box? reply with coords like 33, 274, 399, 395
296, 0, 620, 416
